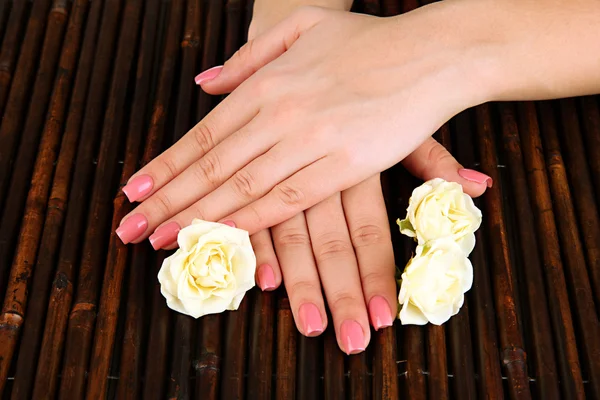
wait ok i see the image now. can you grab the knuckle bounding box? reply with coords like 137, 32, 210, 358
289, 280, 318, 298
276, 228, 311, 248
151, 192, 173, 216
188, 205, 206, 222
274, 183, 305, 209
157, 157, 178, 181
315, 237, 353, 262
194, 153, 222, 187
192, 123, 217, 154
231, 169, 257, 200
360, 270, 391, 290
329, 291, 360, 313
350, 223, 390, 249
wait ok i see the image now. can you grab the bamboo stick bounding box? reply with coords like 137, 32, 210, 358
297, 335, 320, 399
381, 0, 401, 16
349, 352, 370, 399
537, 100, 600, 399
0, 0, 11, 47
517, 101, 585, 398
115, 2, 163, 398
324, 324, 345, 399
0, 0, 27, 114
81, 0, 145, 397
372, 323, 398, 400
475, 103, 531, 399
29, 1, 107, 397
247, 290, 275, 398
0, 0, 53, 215
558, 98, 600, 310
0, 1, 89, 398
196, 0, 223, 119
275, 292, 297, 400
498, 102, 561, 398
579, 96, 600, 207
195, 313, 222, 399
168, 314, 196, 399
220, 297, 251, 399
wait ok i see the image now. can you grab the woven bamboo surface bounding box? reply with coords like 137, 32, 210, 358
0, 0, 598, 398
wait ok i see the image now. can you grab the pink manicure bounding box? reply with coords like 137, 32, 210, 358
298, 303, 324, 337
458, 168, 493, 187
116, 214, 148, 244
194, 66, 223, 85
368, 296, 394, 331
149, 222, 181, 250
340, 320, 365, 355
122, 175, 153, 202
257, 264, 276, 291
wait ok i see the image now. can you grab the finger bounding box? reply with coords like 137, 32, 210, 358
250, 229, 282, 291
121, 89, 259, 203
401, 137, 492, 198
341, 175, 396, 331
199, 6, 329, 95
305, 194, 370, 355
224, 156, 363, 235
272, 212, 328, 337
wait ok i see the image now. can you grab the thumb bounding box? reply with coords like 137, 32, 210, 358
195, 7, 328, 94
401, 137, 492, 198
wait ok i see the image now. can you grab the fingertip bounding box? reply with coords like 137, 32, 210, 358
257, 263, 279, 291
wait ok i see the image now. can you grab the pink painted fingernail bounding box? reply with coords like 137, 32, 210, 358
195, 66, 223, 85
368, 296, 394, 331
222, 220, 236, 228
257, 264, 276, 291
122, 175, 153, 202
458, 168, 493, 187
298, 303, 324, 337
149, 222, 180, 250
340, 320, 365, 355
116, 214, 148, 244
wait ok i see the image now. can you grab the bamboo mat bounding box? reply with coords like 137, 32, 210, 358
0, 0, 598, 399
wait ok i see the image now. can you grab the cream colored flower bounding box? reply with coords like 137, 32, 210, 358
398, 238, 473, 325
397, 178, 481, 255
158, 219, 256, 318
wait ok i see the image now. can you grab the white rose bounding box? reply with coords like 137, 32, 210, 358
398, 238, 473, 325
158, 219, 256, 318
397, 178, 482, 255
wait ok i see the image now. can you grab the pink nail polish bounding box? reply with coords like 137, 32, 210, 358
340, 320, 365, 355
458, 168, 493, 187
122, 175, 153, 202
116, 214, 148, 244
368, 296, 394, 331
221, 220, 236, 228
149, 222, 180, 250
298, 303, 324, 337
257, 264, 276, 291
194, 66, 223, 85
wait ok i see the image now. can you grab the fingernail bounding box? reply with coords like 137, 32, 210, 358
298, 303, 324, 337
257, 264, 276, 291
122, 175, 153, 202
116, 214, 148, 244
221, 220, 236, 228
368, 296, 394, 331
458, 168, 493, 187
149, 222, 180, 250
340, 320, 365, 355
195, 66, 223, 85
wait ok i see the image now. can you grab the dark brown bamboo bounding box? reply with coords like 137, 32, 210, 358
81, 1, 145, 397
244, 0, 253, 37
381, 0, 401, 16
247, 290, 275, 398
197, 0, 223, 119
195, 313, 223, 399
143, 252, 173, 400
275, 291, 297, 400
297, 335, 320, 399
29, 1, 106, 398
579, 96, 600, 207
475, 103, 531, 399
0, 0, 70, 278
402, 326, 426, 400
0, 0, 9, 43
517, 101, 585, 399
558, 98, 600, 310
498, 102, 560, 399
0, 0, 27, 113
447, 303, 477, 399
362, 0, 381, 16
350, 352, 370, 399
372, 324, 398, 400
0, 0, 52, 215
0, 1, 88, 398
324, 325, 345, 399
537, 100, 600, 399
115, 1, 163, 398
220, 297, 251, 399
453, 110, 504, 399
165, 2, 203, 397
